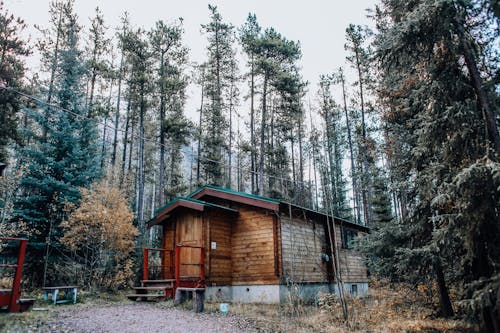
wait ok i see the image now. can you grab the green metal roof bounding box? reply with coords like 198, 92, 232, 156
188, 184, 280, 204
153, 195, 238, 216
149, 185, 368, 231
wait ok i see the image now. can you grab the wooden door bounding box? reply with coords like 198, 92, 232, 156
175, 212, 202, 277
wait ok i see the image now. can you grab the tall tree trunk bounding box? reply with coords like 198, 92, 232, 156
100, 115, 108, 170
454, 9, 500, 155
354, 49, 372, 226
137, 82, 146, 234
128, 112, 135, 172
227, 74, 235, 189
111, 53, 124, 166
259, 71, 269, 196
101, 75, 115, 170
433, 258, 454, 318
120, 94, 131, 186
340, 72, 361, 224
158, 51, 166, 206
196, 79, 204, 185
250, 57, 256, 194
298, 118, 304, 188
291, 130, 296, 186
43, 8, 63, 139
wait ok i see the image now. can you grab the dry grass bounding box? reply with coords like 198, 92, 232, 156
0, 283, 479, 333
217, 281, 478, 333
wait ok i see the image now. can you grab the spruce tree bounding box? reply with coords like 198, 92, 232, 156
361, 0, 500, 328
14, 1, 100, 285
0, 1, 29, 167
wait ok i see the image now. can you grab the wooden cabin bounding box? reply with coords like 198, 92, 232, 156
145, 185, 369, 303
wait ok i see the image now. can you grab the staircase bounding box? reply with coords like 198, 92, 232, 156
127, 279, 175, 301
128, 245, 206, 304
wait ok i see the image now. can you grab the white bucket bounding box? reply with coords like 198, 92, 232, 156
220, 303, 229, 314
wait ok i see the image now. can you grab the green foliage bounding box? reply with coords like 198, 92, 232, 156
149, 19, 191, 202
200, 5, 236, 186
12, 1, 100, 287
363, 0, 500, 326
0, 1, 29, 164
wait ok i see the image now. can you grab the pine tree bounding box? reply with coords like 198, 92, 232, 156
200, 5, 235, 186
239, 13, 261, 193
317, 75, 351, 219
254, 27, 301, 196
121, 27, 152, 234
149, 19, 189, 203
345, 24, 375, 226
85, 6, 108, 118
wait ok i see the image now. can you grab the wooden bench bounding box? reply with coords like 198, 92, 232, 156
42, 286, 78, 305
174, 287, 205, 313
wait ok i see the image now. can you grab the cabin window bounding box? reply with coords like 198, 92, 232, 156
342, 227, 358, 249
351, 284, 358, 297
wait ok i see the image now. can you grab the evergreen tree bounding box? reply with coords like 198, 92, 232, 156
0, 1, 29, 167
121, 27, 152, 234
361, 1, 500, 328
149, 19, 190, 203
200, 5, 235, 186
85, 6, 108, 117
345, 24, 375, 226
239, 13, 261, 193
317, 75, 351, 219
14, 1, 100, 285
254, 27, 301, 196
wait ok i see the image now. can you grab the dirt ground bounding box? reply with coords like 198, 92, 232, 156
0, 282, 478, 333
0, 302, 258, 333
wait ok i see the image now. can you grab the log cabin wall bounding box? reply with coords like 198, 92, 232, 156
280, 214, 328, 283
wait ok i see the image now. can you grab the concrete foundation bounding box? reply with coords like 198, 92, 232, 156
206, 282, 368, 304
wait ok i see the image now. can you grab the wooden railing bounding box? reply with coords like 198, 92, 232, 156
174, 244, 205, 288
0, 237, 27, 312
142, 248, 174, 281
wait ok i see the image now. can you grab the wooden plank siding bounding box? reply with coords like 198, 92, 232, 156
205, 210, 232, 286
333, 224, 369, 282
158, 190, 368, 289
280, 214, 328, 283
231, 204, 279, 285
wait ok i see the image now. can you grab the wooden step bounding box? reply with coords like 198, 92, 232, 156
133, 286, 171, 291
127, 294, 166, 301
176, 287, 205, 291
141, 279, 175, 284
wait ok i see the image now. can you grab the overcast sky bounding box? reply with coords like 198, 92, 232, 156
8, 0, 379, 120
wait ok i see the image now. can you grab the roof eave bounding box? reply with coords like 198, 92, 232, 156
190, 186, 280, 211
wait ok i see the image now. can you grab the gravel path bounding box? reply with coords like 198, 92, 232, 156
52, 303, 257, 333
2, 303, 259, 333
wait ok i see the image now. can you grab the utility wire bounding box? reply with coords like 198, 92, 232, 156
1, 85, 320, 190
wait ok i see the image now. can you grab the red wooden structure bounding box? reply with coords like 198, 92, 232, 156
0, 237, 33, 312
128, 244, 205, 301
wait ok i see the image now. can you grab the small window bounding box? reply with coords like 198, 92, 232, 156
351, 284, 358, 297
342, 227, 358, 249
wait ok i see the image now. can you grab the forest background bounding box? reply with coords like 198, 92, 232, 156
0, 0, 499, 331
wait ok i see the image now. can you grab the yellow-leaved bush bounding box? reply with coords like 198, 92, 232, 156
61, 182, 137, 290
